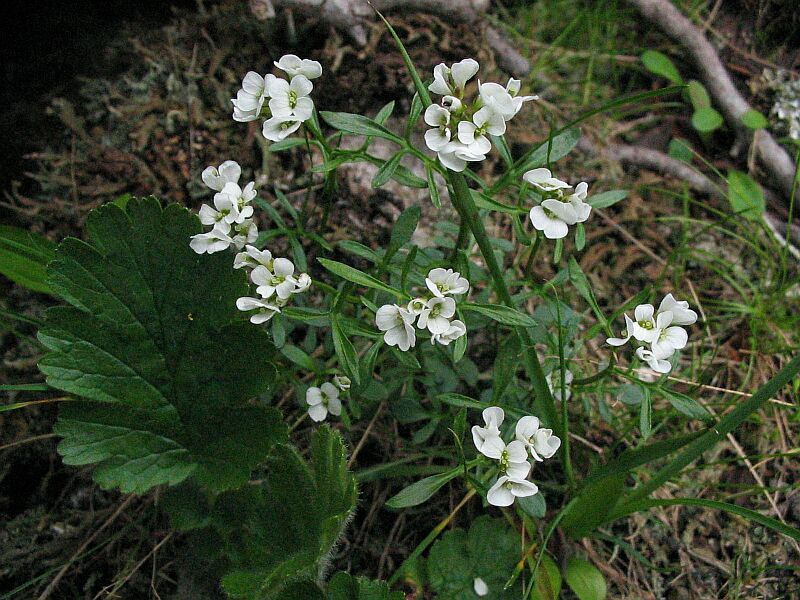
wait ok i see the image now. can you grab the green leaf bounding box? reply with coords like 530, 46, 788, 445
320, 111, 402, 144
517, 492, 546, 519
461, 303, 537, 328
641, 50, 683, 85
575, 222, 586, 251
405, 93, 424, 139
428, 516, 522, 599
492, 335, 521, 404
667, 138, 694, 163
318, 258, 401, 297
640, 391, 652, 438
0, 225, 56, 294
740, 109, 768, 130
687, 80, 711, 109
281, 344, 317, 372
338, 240, 381, 264
327, 572, 404, 600
207, 427, 356, 600
564, 558, 607, 600
385, 206, 421, 262
691, 107, 724, 133
372, 152, 405, 188
385, 469, 460, 509
561, 473, 625, 539
727, 170, 765, 220
270, 137, 312, 152
161, 480, 212, 531
332, 316, 361, 386
426, 164, 442, 208
530, 554, 561, 600
585, 190, 628, 209
657, 388, 712, 420
518, 128, 581, 172
567, 257, 610, 335
375, 101, 395, 125
39, 198, 286, 494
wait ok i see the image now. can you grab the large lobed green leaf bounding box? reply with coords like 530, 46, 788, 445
38, 198, 286, 494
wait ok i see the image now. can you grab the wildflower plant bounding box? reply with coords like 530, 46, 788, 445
24, 21, 800, 600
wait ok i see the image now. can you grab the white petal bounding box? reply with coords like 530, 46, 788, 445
306, 387, 323, 406
308, 403, 328, 422
482, 406, 505, 429
486, 477, 515, 506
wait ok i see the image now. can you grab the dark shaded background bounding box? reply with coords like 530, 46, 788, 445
0, 0, 197, 195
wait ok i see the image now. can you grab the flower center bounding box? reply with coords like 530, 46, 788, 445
638, 320, 654, 330
499, 449, 510, 474
288, 90, 298, 108
543, 207, 557, 219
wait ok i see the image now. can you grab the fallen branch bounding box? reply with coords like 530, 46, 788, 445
628, 0, 797, 201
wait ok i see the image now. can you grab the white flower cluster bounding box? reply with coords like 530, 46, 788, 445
764, 69, 800, 141
190, 160, 259, 254
234, 246, 311, 324
231, 54, 323, 142
606, 293, 697, 374
375, 268, 469, 351
472, 407, 560, 507
306, 375, 350, 422
524, 168, 592, 239
424, 58, 537, 172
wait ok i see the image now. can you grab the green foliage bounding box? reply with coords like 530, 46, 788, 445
385, 468, 460, 509
641, 50, 683, 85
318, 258, 401, 297
177, 427, 357, 600
727, 170, 766, 220
691, 107, 724, 133
530, 554, 561, 600
564, 558, 607, 600
320, 111, 402, 144
326, 572, 404, 600
461, 303, 537, 327
0, 224, 56, 294
740, 108, 769, 130
38, 198, 286, 493
427, 516, 522, 599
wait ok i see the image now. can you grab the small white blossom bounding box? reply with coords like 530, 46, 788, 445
658, 293, 698, 326
423, 104, 452, 152
478, 438, 531, 479
523, 168, 571, 192
478, 81, 517, 121
417, 297, 456, 335
189, 227, 233, 254
505, 78, 538, 117
425, 268, 469, 298
607, 313, 636, 347
267, 75, 314, 120
252, 258, 298, 300
333, 375, 351, 391
306, 382, 341, 422
230, 220, 258, 250
262, 115, 304, 142
636, 346, 672, 374
529, 201, 577, 239
407, 297, 427, 316
375, 304, 417, 351
236, 295, 283, 324
231, 72, 275, 122
274, 54, 323, 80
471, 406, 505, 455
209, 182, 256, 225
234, 245, 273, 270
457, 107, 506, 155
649, 312, 688, 360
546, 369, 574, 401
473, 578, 489, 597
291, 272, 312, 294
201, 160, 241, 191
486, 475, 539, 507
515, 416, 561, 461
432, 319, 466, 346
428, 58, 479, 96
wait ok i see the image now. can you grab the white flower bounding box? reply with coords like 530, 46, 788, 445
198, 196, 238, 233
631, 304, 661, 344
230, 220, 258, 250
471, 406, 505, 455
429, 59, 479, 96
432, 319, 466, 346
607, 313, 636, 347
457, 107, 505, 155
333, 375, 351, 391
407, 297, 427, 316
417, 297, 457, 335
236, 295, 283, 324
636, 346, 672, 374
274, 54, 323, 80
649, 311, 688, 360
267, 75, 314, 120
306, 382, 342, 422
473, 578, 489, 597
251, 257, 298, 300
262, 116, 303, 141
529, 200, 580, 239
546, 369, 573, 401
423, 104, 452, 152
208, 182, 256, 225
291, 272, 312, 294
515, 416, 561, 461
231, 72, 274, 122
478, 438, 531, 480
425, 268, 470, 298
478, 81, 517, 121
441, 95, 462, 112
566, 182, 592, 223
523, 167, 571, 192
375, 304, 417, 351
234, 245, 273, 270
657, 293, 698, 326
201, 160, 241, 192
189, 227, 233, 254
505, 78, 538, 117
486, 475, 539, 507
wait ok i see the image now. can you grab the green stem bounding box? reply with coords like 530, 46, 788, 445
445, 171, 559, 432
